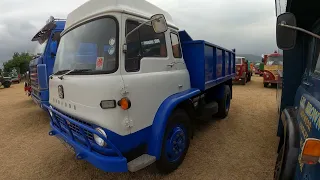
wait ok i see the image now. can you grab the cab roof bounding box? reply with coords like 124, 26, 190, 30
64, 0, 177, 33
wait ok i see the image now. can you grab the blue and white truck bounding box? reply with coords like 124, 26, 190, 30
26, 16, 65, 108
274, 0, 320, 179
44, 0, 235, 173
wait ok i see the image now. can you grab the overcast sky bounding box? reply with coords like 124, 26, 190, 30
0, 0, 277, 66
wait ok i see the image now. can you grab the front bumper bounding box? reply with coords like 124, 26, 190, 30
263, 79, 282, 84
44, 104, 128, 172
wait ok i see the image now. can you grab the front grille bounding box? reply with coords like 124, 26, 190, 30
30, 65, 38, 89
54, 112, 94, 141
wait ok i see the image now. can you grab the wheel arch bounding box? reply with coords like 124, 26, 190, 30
278, 107, 300, 180
147, 88, 201, 159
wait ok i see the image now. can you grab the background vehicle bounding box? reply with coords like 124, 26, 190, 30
233, 56, 251, 85
274, 0, 320, 179
45, 0, 235, 173
0, 74, 12, 88
254, 62, 262, 75
26, 16, 65, 108
263, 51, 283, 87
10, 68, 21, 83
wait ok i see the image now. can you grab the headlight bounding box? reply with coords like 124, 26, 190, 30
94, 127, 107, 147
236, 72, 239, 75
237, 67, 240, 71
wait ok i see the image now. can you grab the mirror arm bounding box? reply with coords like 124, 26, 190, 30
123, 19, 152, 53
279, 23, 320, 40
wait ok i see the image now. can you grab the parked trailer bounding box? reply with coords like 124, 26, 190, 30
25, 16, 65, 108
45, 0, 235, 173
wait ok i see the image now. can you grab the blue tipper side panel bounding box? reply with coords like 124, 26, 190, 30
179, 30, 236, 91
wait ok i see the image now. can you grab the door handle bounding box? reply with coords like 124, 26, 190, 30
167, 63, 174, 67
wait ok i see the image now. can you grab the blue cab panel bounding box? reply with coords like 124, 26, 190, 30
179, 30, 235, 91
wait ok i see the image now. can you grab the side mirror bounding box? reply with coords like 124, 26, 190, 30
151, 14, 168, 34
276, 13, 297, 50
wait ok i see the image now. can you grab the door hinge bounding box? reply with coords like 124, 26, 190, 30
120, 85, 129, 96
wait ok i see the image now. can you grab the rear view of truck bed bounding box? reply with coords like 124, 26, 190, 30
179, 30, 236, 91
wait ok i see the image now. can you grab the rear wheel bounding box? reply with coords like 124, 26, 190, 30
216, 85, 231, 118
264, 83, 268, 88
156, 109, 190, 173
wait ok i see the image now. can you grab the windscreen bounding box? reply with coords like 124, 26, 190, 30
266, 56, 283, 65
236, 58, 242, 64
53, 17, 117, 75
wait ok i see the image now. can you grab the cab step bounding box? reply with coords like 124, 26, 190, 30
127, 154, 156, 172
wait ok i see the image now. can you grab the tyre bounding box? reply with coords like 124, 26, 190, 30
3, 81, 11, 88
216, 85, 231, 118
156, 109, 190, 173
264, 83, 268, 88
241, 76, 246, 85
247, 73, 252, 82
274, 145, 284, 180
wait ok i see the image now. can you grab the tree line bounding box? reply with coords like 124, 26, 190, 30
1, 52, 34, 75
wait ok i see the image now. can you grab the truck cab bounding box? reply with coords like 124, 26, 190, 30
45, 0, 235, 173
274, 0, 320, 179
263, 51, 283, 88
234, 56, 250, 85
27, 16, 65, 108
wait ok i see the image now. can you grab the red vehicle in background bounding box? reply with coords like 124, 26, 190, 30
24, 71, 31, 96
233, 56, 251, 85
262, 51, 283, 87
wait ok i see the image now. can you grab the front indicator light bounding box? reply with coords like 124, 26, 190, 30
301, 138, 320, 164
118, 97, 131, 110
94, 127, 107, 147
100, 100, 116, 109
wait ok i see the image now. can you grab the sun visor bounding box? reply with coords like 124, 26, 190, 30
31, 20, 57, 44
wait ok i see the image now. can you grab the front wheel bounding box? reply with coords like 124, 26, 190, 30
241, 76, 246, 85
156, 109, 190, 173
3, 81, 11, 88
264, 83, 268, 88
274, 145, 284, 180
216, 85, 231, 118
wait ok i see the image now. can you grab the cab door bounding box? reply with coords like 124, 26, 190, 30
120, 15, 190, 134
294, 23, 320, 180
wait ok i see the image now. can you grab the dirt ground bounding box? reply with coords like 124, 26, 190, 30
0, 76, 279, 180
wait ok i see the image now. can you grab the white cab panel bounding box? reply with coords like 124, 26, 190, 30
49, 74, 131, 136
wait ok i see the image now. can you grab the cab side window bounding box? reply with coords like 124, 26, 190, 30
170, 33, 182, 58
125, 20, 167, 72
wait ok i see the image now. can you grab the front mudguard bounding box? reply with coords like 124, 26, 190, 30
278, 107, 299, 180
147, 88, 201, 159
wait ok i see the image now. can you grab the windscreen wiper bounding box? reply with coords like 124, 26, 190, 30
57, 69, 91, 80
